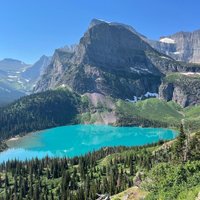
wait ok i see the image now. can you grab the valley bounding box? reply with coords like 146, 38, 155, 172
1, 17, 200, 200
1, 87, 200, 143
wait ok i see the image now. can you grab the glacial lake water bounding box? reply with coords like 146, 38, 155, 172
0, 125, 177, 163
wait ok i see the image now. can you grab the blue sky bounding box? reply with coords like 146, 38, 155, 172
0, 0, 199, 63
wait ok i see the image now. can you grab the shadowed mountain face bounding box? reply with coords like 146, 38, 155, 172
34, 19, 186, 100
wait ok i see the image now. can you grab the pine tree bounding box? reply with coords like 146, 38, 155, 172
129, 156, 134, 176
174, 123, 187, 162
5, 173, 9, 187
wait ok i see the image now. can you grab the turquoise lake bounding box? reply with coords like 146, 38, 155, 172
0, 125, 177, 163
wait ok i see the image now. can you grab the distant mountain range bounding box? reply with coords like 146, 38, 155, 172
0, 56, 51, 105
1, 19, 200, 107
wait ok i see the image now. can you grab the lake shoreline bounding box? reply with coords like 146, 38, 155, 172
0, 124, 178, 163
5, 130, 44, 147
4, 124, 179, 148
3, 123, 179, 147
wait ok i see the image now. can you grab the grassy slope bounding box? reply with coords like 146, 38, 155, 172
163, 72, 200, 84
116, 97, 200, 132
134, 99, 183, 122
142, 132, 200, 200
108, 132, 200, 200
116, 98, 183, 128
183, 104, 200, 131
184, 105, 200, 118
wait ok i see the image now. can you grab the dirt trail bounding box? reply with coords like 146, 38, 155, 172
111, 186, 147, 200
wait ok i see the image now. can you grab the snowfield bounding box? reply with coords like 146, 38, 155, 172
181, 72, 200, 76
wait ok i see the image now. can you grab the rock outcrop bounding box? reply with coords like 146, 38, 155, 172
159, 73, 200, 107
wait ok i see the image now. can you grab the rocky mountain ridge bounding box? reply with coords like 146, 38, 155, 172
2, 19, 200, 107
34, 19, 200, 107
35, 19, 192, 101
148, 29, 200, 64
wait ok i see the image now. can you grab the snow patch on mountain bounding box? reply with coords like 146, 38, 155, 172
160, 37, 175, 44
8, 75, 17, 78
144, 92, 158, 98
125, 96, 139, 103
160, 56, 172, 60
126, 92, 158, 103
130, 67, 140, 73
0, 86, 11, 93
181, 72, 200, 76
173, 51, 181, 55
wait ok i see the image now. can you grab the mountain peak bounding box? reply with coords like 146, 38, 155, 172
40, 55, 49, 60
1, 58, 25, 64
89, 18, 110, 28
35, 19, 173, 98
89, 19, 146, 39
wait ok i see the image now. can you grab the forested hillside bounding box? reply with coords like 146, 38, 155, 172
0, 89, 82, 140
0, 126, 199, 199
1, 88, 200, 141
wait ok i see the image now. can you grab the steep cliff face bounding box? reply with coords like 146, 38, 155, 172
159, 73, 200, 107
35, 48, 75, 92
34, 19, 186, 100
149, 30, 200, 64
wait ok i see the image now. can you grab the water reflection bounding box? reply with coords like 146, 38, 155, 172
0, 125, 177, 163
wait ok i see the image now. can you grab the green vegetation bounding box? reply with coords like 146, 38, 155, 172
116, 98, 183, 128
116, 98, 200, 133
111, 186, 148, 200
0, 84, 200, 200
0, 141, 7, 152
142, 129, 200, 200
163, 73, 200, 84
2, 87, 200, 141
184, 105, 200, 131
0, 125, 200, 199
0, 89, 82, 140
144, 162, 200, 200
